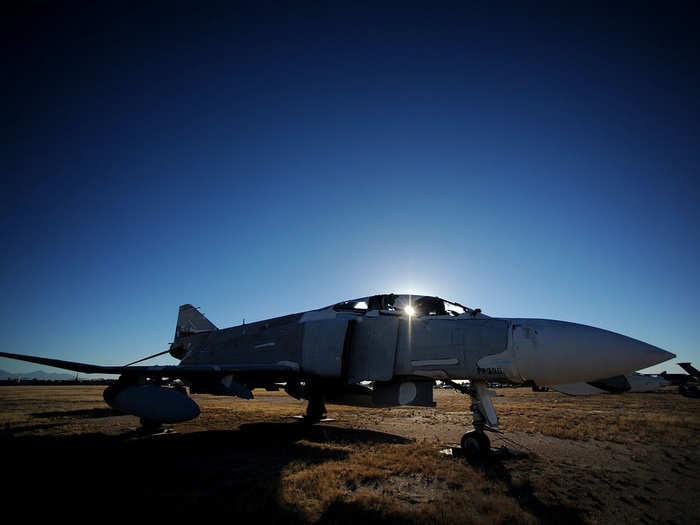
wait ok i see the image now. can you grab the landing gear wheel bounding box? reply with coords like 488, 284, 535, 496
139, 418, 163, 434
460, 430, 490, 457
680, 383, 699, 398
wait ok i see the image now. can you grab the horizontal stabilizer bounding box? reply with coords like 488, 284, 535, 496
0, 352, 298, 379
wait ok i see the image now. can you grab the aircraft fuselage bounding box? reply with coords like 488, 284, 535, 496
173, 295, 673, 408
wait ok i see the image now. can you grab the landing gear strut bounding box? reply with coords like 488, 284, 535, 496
285, 380, 331, 423
446, 379, 499, 457
304, 387, 327, 423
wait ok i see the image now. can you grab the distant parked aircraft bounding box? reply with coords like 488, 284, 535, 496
551, 372, 670, 396
662, 362, 700, 398
678, 362, 700, 379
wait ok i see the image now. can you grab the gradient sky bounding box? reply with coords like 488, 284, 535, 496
2, 4, 698, 377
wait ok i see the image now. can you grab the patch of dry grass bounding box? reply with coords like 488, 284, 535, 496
435, 388, 700, 445
279, 441, 536, 524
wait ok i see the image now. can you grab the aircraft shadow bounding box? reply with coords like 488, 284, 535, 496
238, 422, 413, 446
467, 455, 587, 525
3, 422, 583, 523
2, 423, 411, 523
1, 422, 64, 433
29, 407, 122, 419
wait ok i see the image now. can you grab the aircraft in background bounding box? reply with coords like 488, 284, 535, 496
678, 362, 700, 379
0, 293, 675, 456
659, 362, 700, 398
658, 370, 694, 386
551, 372, 670, 396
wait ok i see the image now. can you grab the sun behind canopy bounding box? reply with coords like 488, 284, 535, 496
332, 293, 474, 317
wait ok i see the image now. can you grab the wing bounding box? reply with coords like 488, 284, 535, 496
0, 351, 298, 381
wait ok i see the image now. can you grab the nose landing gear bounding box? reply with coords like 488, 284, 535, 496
460, 429, 491, 455
446, 379, 499, 458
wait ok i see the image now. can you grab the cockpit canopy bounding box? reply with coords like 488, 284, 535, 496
333, 294, 475, 317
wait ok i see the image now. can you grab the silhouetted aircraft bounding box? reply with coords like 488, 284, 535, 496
678, 362, 700, 378
0, 293, 675, 455
659, 362, 700, 398
552, 372, 670, 395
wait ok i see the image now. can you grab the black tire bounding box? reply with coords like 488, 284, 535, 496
682, 384, 700, 398
461, 431, 490, 457
139, 418, 163, 433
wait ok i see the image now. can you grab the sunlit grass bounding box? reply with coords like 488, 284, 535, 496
278, 441, 535, 523
438, 388, 700, 445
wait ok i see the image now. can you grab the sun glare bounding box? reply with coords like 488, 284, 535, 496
404, 305, 416, 316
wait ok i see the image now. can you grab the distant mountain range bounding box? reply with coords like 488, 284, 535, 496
0, 369, 77, 381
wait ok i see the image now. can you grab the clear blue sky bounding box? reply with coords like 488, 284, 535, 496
2, 4, 698, 376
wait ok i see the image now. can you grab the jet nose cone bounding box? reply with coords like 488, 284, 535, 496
641, 345, 676, 366
512, 319, 675, 386
606, 337, 675, 372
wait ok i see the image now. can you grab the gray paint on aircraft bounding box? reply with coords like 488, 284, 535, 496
345, 315, 399, 383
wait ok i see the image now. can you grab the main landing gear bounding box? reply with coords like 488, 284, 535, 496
446, 379, 499, 458
304, 388, 328, 423
285, 380, 333, 423
139, 418, 164, 434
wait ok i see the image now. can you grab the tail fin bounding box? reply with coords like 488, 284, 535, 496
678, 362, 700, 378
175, 304, 217, 340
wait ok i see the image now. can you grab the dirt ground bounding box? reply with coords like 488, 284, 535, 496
1, 385, 698, 524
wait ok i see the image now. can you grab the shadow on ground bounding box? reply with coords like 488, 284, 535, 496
4, 418, 587, 524
30, 407, 122, 419
3, 422, 412, 522
466, 453, 587, 525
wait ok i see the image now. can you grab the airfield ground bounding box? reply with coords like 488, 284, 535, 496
1, 386, 698, 524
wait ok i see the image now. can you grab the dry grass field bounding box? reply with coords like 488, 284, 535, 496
1, 385, 698, 524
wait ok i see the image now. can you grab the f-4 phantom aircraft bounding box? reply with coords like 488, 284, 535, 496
0, 293, 675, 456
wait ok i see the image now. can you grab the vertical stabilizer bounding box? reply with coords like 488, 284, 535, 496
175, 304, 218, 340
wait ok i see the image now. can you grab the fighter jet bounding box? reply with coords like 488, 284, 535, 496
660, 362, 700, 398
0, 293, 675, 456
551, 372, 671, 395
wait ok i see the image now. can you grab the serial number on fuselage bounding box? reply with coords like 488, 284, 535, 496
476, 367, 505, 376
